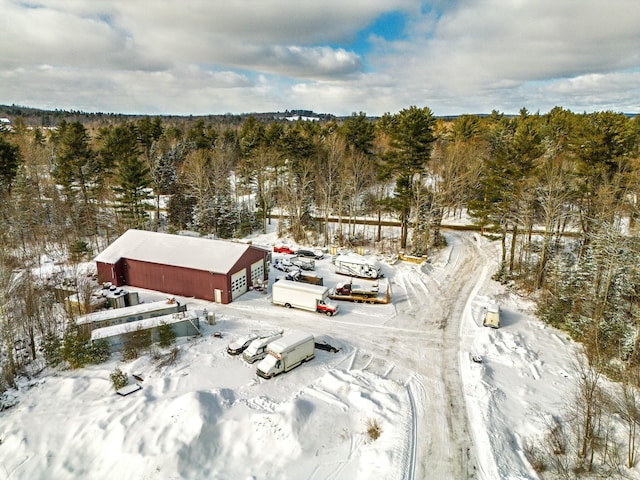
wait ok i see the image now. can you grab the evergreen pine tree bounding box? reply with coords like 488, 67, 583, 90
157, 321, 177, 348
0, 134, 22, 193
215, 192, 238, 238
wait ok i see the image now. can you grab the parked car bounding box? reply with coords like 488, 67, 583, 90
296, 248, 324, 260
227, 333, 260, 355
273, 258, 299, 273
273, 245, 295, 254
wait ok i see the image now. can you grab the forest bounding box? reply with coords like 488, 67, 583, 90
1, 105, 640, 394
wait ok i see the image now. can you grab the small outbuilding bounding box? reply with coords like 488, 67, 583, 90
95, 229, 270, 304
76, 298, 184, 330
91, 310, 202, 352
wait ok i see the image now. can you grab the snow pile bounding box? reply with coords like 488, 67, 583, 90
0, 337, 411, 479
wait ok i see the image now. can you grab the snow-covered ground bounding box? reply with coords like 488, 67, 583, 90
0, 225, 589, 480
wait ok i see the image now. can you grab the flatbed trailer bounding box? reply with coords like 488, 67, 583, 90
285, 270, 323, 285
333, 280, 379, 297
329, 284, 391, 304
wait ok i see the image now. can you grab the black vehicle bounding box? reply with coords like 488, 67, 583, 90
296, 249, 324, 260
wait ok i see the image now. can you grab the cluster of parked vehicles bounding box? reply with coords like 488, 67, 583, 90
230, 244, 389, 379
270, 245, 391, 314
273, 256, 315, 273
273, 245, 324, 259
226, 331, 285, 363
227, 243, 499, 381
227, 330, 316, 379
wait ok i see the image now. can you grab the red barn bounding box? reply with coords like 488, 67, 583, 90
95, 230, 270, 304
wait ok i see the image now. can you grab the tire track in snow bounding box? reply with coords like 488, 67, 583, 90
443, 232, 485, 479
410, 231, 482, 479
392, 264, 431, 314
404, 377, 418, 480
275, 231, 483, 478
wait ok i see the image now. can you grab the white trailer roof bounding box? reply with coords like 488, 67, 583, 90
268, 331, 314, 354
336, 253, 379, 266
94, 229, 265, 274
272, 279, 328, 295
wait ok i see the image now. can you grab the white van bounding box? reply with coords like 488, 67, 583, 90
243, 332, 283, 363
483, 303, 501, 328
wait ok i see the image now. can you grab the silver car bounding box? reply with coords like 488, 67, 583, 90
227, 334, 260, 355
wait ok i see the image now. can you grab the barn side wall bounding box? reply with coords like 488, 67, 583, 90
123, 260, 229, 303
97, 260, 126, 286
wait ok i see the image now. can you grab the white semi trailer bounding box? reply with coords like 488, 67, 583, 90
271, 279, 338, 316
256, 331, 315, 379
333, 254, 381, 279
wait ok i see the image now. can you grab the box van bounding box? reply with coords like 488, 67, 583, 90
243, 332, 283, 363
483, 303, 501, 328
256, 331, 315, 379
271, 279, 338, 316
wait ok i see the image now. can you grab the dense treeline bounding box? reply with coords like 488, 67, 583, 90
1, 107, 640, 386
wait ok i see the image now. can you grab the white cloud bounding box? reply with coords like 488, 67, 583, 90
0, 0, 638, 115
358, 0, 640, 114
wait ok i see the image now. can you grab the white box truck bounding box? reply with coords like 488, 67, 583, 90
256, 331, 315, 379
334, 254, 381, 279
271, 279, 338, 316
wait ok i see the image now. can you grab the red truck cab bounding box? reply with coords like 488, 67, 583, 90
316, 300, 338, 316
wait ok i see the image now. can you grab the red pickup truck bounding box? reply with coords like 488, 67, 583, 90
273, 245, 295, 254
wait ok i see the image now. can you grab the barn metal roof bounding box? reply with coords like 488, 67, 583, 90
94, 229, 264, 274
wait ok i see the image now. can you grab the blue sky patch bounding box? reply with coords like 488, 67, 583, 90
353, 11, 407, 56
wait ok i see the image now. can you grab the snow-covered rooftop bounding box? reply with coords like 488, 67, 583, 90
335, 253, 380, 266
94, 229, 263, 274
76, 299, 179, 326
90, 310, 200, 341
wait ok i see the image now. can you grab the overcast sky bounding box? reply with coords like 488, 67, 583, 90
1, 0, 639, 117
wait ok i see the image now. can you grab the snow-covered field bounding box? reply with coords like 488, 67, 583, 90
0, 226, 590, 480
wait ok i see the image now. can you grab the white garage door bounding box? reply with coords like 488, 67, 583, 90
250, 259, 264, 285
230, 269, 247, 300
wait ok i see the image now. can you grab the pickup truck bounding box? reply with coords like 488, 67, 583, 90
329, 281, 390, 304
273, 258, 299, 273
290, 256, 315, 271
334, 281, 379, 297
285, 270, 323, 286
273, 245, 295, 254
